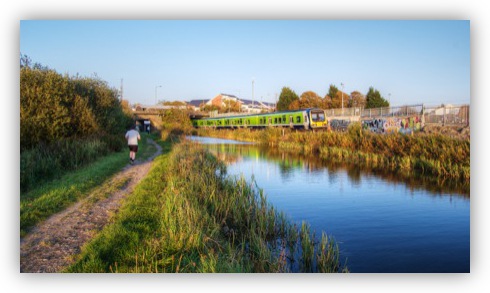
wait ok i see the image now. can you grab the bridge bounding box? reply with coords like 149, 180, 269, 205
131, 109, 209, 132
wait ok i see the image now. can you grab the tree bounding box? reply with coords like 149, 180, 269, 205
298, 91, 323, 109
365, 87, 389, 109
277, 87, 299, 111
349, 91, 366, 108
288, 99, 300, 110
221, 99, 241, 113
20, 61, 132, 150
327, 84, 344, 108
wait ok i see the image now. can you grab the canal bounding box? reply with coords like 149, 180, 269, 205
188, 136, 470, 273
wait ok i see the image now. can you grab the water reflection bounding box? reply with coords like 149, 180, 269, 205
188, 136, 469, 272
201, 142, 469, 198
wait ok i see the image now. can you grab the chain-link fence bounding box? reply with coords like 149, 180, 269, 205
423, 104, 470, 126
324, 107, 362, 117
360, 104, 424, 118
324, 104, 469, 127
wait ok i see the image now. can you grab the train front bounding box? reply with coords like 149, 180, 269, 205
308, 109, 328, 129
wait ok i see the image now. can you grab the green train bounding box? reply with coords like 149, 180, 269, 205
191, 108, 328, 130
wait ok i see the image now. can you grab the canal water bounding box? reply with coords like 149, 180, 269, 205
188, 136, 470, 273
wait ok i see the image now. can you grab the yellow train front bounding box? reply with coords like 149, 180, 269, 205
192, 108, 328, 130
307, 108, 328, 130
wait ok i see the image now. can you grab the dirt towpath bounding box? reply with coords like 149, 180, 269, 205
20, 139, 162, 273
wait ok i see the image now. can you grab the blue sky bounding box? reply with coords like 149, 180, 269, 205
20, 20, 470, 107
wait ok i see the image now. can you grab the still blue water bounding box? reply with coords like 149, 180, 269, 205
189, 136, 470, 273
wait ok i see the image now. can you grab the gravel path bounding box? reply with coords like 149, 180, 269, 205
20, 139, 162, 273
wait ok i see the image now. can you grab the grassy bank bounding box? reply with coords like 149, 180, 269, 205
20, 134, 153, 237
67, 140, 347, 273
195, 124, 470, 182
20, 135, 127, 193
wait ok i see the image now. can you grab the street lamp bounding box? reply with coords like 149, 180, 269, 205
155, 85, 162, 105
252, 78, 255, 109
340, 82, 344, 115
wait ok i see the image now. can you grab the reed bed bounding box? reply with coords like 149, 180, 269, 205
67, 140, 347, 273
195, 124, 470, 181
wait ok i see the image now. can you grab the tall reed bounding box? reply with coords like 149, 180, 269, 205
195, 124, 470, 181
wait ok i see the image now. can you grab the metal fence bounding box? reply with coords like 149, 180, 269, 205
324, 104, 469, 127
324, 107, 363, 117
423, 104, 470, 126
360, 104, 424, 118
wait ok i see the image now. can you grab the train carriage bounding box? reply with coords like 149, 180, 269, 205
192, 108, 328, 130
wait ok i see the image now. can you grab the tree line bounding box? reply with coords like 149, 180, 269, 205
20, 55, 133, 192
276, 84, 389, 111
20, 55, 133, 151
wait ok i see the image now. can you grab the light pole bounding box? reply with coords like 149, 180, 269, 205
341, 82, 344, 115
155, 85, 162, 105
252, 78, 255, 110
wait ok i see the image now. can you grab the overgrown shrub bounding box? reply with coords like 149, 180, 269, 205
20, 57, 132, 192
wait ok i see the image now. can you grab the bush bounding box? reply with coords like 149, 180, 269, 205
20, 58, 132, 191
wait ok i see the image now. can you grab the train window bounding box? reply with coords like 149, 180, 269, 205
274, 118, 278, 124
296, 116, 301, 123
312, 112, 325, 122
282, 115, 286, 123
239, 119, 242, 124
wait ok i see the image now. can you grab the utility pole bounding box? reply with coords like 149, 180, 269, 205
120, 78, 123, 102
341, 82, 344, 115
275, 93, 278, 111
252, 78, 255, 109
155, 85, 162, 105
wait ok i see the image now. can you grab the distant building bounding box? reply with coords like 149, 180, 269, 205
135, 104, 187, 111
187, 99, 209, 111
186, 94, 275, 113
237, 99, 274, 113
206, 93, 240, 108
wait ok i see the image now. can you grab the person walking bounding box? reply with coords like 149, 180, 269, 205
125, 124, 141, 165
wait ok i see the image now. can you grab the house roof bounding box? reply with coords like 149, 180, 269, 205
187, 100, 208, 107
220, 93, 238, 98
262, 102, 276, 107
238, 99, 275, 108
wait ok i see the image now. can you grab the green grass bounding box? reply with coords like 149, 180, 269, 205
20, 134, 153, 237
66, 139, 347, 273
20, 134, 128, 193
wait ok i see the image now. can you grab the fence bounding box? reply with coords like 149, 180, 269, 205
324, 104, 469, 127
423, 104, 470, 126
324, 107, 362, 117
360, 104, 423, 118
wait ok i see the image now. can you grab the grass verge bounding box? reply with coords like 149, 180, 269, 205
20, 134, 152, 237
66, 139, 348, 273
